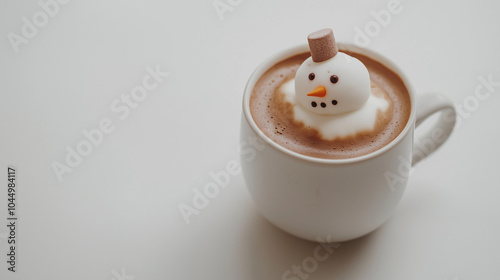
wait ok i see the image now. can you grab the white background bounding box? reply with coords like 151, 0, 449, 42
1, 0, 499, 279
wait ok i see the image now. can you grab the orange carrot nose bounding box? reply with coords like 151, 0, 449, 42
307, 86, 327, 97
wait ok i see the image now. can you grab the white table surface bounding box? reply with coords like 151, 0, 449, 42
1, 0, 499, 279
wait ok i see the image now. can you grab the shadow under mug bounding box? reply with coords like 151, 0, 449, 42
240, 43, 456, 242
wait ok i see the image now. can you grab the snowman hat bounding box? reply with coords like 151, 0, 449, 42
308, 28, 338, 63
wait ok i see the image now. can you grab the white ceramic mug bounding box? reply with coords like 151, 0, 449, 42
240, 43, 457, 242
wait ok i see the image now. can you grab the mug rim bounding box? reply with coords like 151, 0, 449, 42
242, 43, 417, 165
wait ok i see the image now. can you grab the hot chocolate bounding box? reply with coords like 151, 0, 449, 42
249, 50, 411, 159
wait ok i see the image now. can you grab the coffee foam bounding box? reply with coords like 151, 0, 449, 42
279, 78, 390, 140
249, 51, 410, 159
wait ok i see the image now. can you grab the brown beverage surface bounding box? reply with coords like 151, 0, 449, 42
249, 51, 411, 159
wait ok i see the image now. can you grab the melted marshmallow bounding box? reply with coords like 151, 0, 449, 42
280, 79, 389, 140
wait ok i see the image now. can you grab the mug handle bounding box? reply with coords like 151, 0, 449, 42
412, 93, 456, 166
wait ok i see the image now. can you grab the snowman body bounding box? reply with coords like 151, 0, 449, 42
280, 28, 389, 140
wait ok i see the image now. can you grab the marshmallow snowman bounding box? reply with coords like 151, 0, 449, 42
295, 29, 371, 115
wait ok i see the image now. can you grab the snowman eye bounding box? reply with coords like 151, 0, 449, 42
330, 75, 339, 83
308, 73, 315, 80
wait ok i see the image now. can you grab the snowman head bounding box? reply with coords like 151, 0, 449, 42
295, 29, 371, 115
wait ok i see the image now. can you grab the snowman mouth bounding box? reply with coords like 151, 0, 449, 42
311, 100, 338, 108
